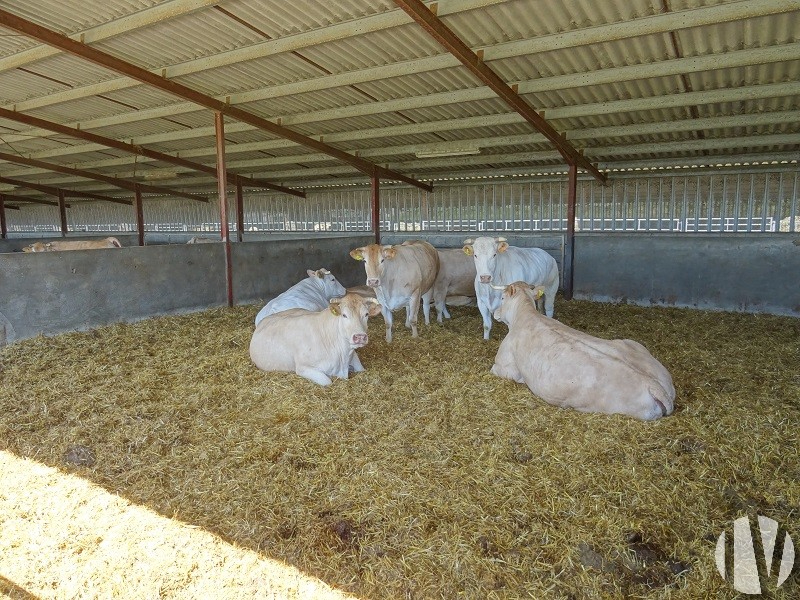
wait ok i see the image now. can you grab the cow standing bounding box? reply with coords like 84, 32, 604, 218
255, 268, 346, 326
250, 293, 381, 386
350, 240, 439, 342
432, 248, 477, 322
492, 282, 675, 420
463, 236, 559, 340
22, 237, 122, 252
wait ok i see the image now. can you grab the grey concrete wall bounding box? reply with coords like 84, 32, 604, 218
0, 235, 372, 345
574, 233, 800, 316
233, 235, 373, 304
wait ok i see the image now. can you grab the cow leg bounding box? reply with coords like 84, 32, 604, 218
544, 280, 558, 318
407, 291, 421, 337
382, 306, 394, 343
421, 288, 433, 325
296, 366, 333, 386
478, 300, 493, 340
349, 351, 365, 373
491, 342, 524, 383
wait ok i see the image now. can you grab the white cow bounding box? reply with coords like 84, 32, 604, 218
492, 282, 675, 421
463, 236, 559, 340
250, 293, 381, 386
432, 248, 477, 322
254, 268, 347, 326
22, 237, 122, 252
350, 240, 439, 342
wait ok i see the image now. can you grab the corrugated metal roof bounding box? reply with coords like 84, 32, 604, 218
0, 0, 797, 203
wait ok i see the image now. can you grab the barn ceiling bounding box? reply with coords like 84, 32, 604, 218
0, 0, 798, 204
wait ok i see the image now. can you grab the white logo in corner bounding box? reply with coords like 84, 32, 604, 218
715, 515, 795, 594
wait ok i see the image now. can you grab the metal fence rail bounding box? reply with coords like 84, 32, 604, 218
4, 169, 799, 235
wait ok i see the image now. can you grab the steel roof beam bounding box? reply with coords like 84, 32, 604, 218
0, 9, 432, 192
13, 82, 798, 172
0, 152, 207, 202
0, 175, 131, 205
0, 106, 305, 198
394, 1, 600, 181
0, 192, 69, 208
5, 0, 793, 119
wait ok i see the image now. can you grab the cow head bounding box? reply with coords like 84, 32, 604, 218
308, 268, 347, 299
464, 236, 509, 284
493, 282, 544, 323
350, 244, 397, 287
329, 293, 382, 348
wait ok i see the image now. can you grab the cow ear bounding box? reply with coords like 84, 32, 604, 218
497, 241, 509, 253
383, 246, 397, 259
350, 248, 364, 261
507, 285, 516, 297
532, 286, 546, 299
307, 269, 316, 278
463, 238, 474, 245
462, 245, 473, 256
329, 302, 341, 316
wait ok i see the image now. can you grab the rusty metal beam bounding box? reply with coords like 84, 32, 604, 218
235, 182, 244, 243
0, 191, 70, 208
215, 112, 234, 308
0, 8, 432, 193
563, 163, 578, 300
134, 184, 145, 247
0, 151, 208, 203
0, 175, 130, 205
371, 173, 381, 245
57, 190, 68, 236
0, 105, 306, 198
393, 0, 606, 184
0, 195, 6, 238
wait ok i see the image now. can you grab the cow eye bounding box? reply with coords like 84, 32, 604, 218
342, 313, 348, 318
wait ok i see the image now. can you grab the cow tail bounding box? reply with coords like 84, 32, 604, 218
109, 237, 122, 248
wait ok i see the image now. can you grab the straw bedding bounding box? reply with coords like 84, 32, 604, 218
0, 299, 798, 599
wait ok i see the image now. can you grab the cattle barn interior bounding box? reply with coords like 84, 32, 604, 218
0, 1, 798, 598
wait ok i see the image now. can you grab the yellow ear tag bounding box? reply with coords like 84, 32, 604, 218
351, 249, 363, 261
536, 289, 544, 299
329, 304, 341, 316
463, 246, 473, 256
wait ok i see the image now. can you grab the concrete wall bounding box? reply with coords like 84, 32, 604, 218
573, 233, 800, 316
0, 235, 371, 345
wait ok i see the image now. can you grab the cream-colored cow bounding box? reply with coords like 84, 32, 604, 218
491, 282, 675, 421
22, 237, 122, 252
350, 240, 439, 342
250, 293, 381, 386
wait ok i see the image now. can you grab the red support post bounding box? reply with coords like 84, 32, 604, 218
58, 190, 68, 237
134, 185, 145, 247
236, 182, 244, 243
0, 195, 7, 239
371, 172, 381, 245
215, 111, 234, 307
563, 163, 578, 301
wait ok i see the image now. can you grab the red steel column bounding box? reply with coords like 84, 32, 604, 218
235, 181, 244, 243
58, 190, 68, 236
134, 184, 145, 246
371, 172, 380, 245
215, 111, 234, 307
0, 195, 7, 239
563, 163, 578, 301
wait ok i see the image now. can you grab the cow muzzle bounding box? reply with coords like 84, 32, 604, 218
351, 333, 368, 347
479, 274, 492, 284
367, 278, 380, 287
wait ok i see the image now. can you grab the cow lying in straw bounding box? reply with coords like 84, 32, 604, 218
491, 282, 675, 420
22, 237, 123, 252
250, 293, 381, 386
